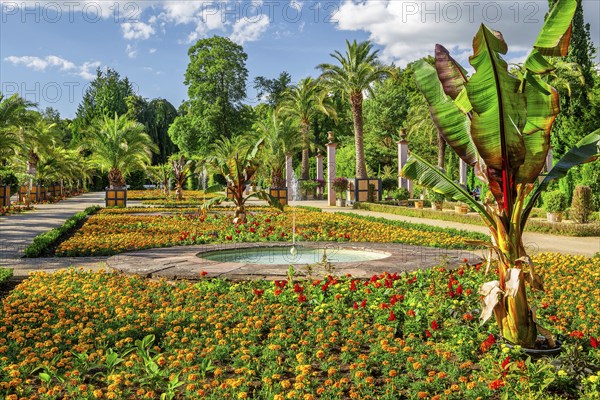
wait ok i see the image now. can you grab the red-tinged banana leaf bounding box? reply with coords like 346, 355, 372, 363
414, 60, 479, 166
521, 130, 600, 228
434, 44, 469, 99
401, 153, 496, 228
516, 74, 558, 184
466, 25, 526, 173
533, 0, 577, 57
466, 25, 526, 213
524, 49, 556, 75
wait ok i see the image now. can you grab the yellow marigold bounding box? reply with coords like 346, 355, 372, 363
417, 392, 428, 399
413, 362, 422, 370
93, 389, 103, 398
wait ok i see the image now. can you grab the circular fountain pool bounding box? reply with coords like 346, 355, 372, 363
198, 246, 391, 265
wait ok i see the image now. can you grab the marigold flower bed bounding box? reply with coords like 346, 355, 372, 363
1, 254, 599, 399
54, 208, 486, 257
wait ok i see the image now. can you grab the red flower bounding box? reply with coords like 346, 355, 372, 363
455, 285, 463, 296
294, 283, 303, 293
274, 289, 282, 296
462, 258, 468, 263
431, 320, 439, 331
407, 309, 416, 317
388, 310, 397, 321
481, 334, 496, 352
488, 379, 504, 390
466, 288, 473, 296
353, 302, 358, 310
349, 280, 357, 291
249, 227, 256, 233
501, 356, 511, 370
425, 329, 432, 338
360, 299, 367, 308
591, 336, 598, 349
253, 289, 264, 297
570, 330, 585, 339
549, 315, 558, 322
380, 303, 389, 309
298, 294, 307, 303
226, 235, 233, 241
200, 271, 208, 277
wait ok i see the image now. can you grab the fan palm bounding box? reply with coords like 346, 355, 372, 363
401, 0, 600, 348
277, 78, 336, 180
87, 113, 157, 189
318, 40, 390, 178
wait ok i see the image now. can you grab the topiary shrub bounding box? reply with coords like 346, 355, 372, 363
543, 190, 567, 213
570, 185, 593, 224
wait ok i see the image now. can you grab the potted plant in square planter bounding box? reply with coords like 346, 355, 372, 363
315, 179, 325, 200
429, 190, 445, 211
393, 187, 410, 206
333, 177, 348, 207
299, 179, 319, 200
543, 190, 567, 223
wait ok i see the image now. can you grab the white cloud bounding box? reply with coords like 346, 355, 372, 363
121, 21, 155, 40
229, 15, 270, 45
5, 55, 101, 80
333, 0, 552, 67
149, 48, 157, 54
126, 44, 138, 58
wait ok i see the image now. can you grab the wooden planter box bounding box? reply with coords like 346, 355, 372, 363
353, 178, 382, 203
414, 200, 424, 209
269, 187, 288, 206
18, 185, 40, 203
106, 189, 127, 207
455, 205, 469, 214
0, 186, 10, 207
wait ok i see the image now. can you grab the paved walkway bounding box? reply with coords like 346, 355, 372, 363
0, 192, 108, 277
291, 200, 600, 257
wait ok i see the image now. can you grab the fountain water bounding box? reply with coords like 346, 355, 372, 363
290, 207, 297, 256
290, 170, 301, 201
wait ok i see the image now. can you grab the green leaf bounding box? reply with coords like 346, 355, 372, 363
204, 184, 224, 194
248, 190, 284, 211
533, 0, 577, 57
466, 25, 526, 174
434, 44, 469, 99
522, 130, 600, 227
414, 60, 479, 166
401, 153, 495, 228
523, 49, 555, 75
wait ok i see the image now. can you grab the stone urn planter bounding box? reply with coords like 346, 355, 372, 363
498, 334, 563, 360
336, 198, 346, 207
546, 212, 563, 223
455, 204, 469, 214
431, 202, 443, 211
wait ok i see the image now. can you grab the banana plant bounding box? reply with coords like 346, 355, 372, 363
401, 0, 600, 348
204, 136, 283, 224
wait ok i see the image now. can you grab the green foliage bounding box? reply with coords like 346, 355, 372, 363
570, 185, 593, 223
0, 268, 12, 286
75, 67, 135, 127
336, 143, 356, 178
392, 188, 410, 201
543, 190, 567, 213
24, 206, 100, 257
170, 37, 250, 157
253, 71, 291, 108
332, 177, 348, 194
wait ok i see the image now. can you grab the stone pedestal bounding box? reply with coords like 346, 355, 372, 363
459, 159, 468, 186
316, 151, 324, 198
397, 134, 409, 190
285, 155, 293, 201
327, 143, 337, 206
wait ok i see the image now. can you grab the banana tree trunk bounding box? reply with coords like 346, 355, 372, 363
350, 93, 368, 179
437, 131, 446, 169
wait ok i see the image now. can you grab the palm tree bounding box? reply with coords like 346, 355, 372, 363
318, 40, 390, 179
170, 154, 195, 201
253, 111, 302, 187
0, 94, 36, 164
277, 77, 336, 180
87, 113, 157, 189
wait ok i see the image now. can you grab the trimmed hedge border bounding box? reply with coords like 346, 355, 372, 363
0, 268, 13, 286
334, 211, 490, 248
354, 202, 600, 237
24, 206, 101, 257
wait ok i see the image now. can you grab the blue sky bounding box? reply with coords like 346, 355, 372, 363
1, 0, 598, 118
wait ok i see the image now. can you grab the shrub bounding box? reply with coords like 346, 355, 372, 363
428, 190, 445, 203
332, 177, 348, 194
543, 190, 567, 213
571, 185, 593, 224
381, 177, 397, 192
0, 268, 12, 286
392, 188, 410, 201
